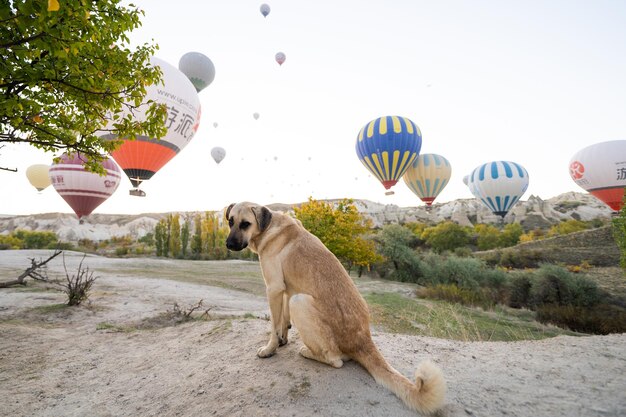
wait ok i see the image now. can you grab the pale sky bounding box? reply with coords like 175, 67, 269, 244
2, 0, 626, 216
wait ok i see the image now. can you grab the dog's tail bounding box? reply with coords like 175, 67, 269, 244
354, 342, 446, 414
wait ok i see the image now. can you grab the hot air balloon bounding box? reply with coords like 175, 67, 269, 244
260, 3, 270, 17
178, 52, 215, 92
402, 154, 451, 207
355, 116, 422, 192
569, 140, 626, 211
100, 57, 201, 194
275, 52, 286, 66
26, 164, 51, 192
49, 153, 121, 221
213, 122, 218, 128
211, 147, 226, 164
466, 161, 529, 218
253, 112, 260, 120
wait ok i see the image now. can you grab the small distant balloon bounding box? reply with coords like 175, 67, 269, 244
211, 147, 226, 164
26, 164, 51, 192
213, 122, 218, 128
178, 52, 215, 92
275, 52, 286, 66
253, 112, 260, 120
260, 3, 270, 17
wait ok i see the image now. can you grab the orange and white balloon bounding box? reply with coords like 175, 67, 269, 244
100, 57, 201, 189
49, 154, 121, 220
569, 140, 626, 211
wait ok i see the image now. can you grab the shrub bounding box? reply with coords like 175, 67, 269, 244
423, 255, 498, 291
115, 247, 129, 256
499, 248, 544, 269
418, 284, 496, 309
530, 264, 601, 308
536, 304, 626, 335
508, 273, 533, 308
422, 222, 471, 253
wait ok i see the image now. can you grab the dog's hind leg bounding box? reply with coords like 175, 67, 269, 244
289, 293, 344, 368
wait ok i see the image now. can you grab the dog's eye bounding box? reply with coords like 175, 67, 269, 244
228, 218, 234, 227
240, 221, 251, 230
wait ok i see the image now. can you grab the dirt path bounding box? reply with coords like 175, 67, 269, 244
1, 250, 625, 417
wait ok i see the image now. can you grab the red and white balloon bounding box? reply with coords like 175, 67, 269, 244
49, 153, 121, 220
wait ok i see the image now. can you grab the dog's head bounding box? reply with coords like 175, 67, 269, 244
225, 202, 273, 251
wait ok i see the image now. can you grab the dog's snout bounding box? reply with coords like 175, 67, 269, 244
226, 235, 247, 251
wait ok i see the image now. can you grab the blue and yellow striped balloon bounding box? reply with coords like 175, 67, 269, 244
403, 153, 451, 207
466, 160, 529, 218
355, 116, 422, 190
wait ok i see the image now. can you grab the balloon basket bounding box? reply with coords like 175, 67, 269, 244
129, 188, 146, 197
384, 191, 395, 196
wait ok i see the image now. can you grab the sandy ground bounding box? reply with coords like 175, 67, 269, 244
0, 250, 625, 417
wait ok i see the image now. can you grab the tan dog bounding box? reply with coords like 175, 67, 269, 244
225, 202, 446, 414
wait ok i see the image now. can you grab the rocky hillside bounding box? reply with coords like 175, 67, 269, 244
0, 192, 615, 242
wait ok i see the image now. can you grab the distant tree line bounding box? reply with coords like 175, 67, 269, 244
153, 212, 255, 260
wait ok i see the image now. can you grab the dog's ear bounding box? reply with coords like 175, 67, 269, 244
251, 206, 272, 232
225, 203, 235, 221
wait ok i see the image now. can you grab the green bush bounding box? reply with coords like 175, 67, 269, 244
418, 284, 496, 309
498, 248, 544, 269
421, 254, 505, 292
536, 304, 626, 335
115, 247, 129, 256
530, 264, 601, 308
508, 273, 533, 308
422, 222, 471, 253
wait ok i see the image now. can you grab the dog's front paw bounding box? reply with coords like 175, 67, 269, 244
257, 344, 277, 358
277, 328, 289, 346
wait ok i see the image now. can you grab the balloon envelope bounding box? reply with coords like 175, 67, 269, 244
49, 154, 121, 220
100, 57, 201, 188
178, 52, 215, 92
355, 116, 422, 190
466, 161, 529, 218
260, 3, 270, 17
402, 154, 451, 206
253, 112, 260, 120
26, 164, 51, 191
569, 140, 626, 211
211, 147, 226, 164
275, 52, 286, 66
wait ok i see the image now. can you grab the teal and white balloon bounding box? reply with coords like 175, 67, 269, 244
402, 153, 451, 207
466, 161, 529, 218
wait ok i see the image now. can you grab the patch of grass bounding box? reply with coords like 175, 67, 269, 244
30, 303, 69, 314
364, 292, 579, 341
200, 320, 232, 337
96, 322, 133, 333
10, 285, 58, 293
97, 260, 266, 296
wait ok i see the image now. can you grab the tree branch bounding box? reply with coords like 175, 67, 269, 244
0, 249, 63, 288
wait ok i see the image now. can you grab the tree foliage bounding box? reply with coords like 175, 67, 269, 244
374, 224, 422, 281
422, 221, 471, 253
294, 198, 380, 269
0, 0, 166, 172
